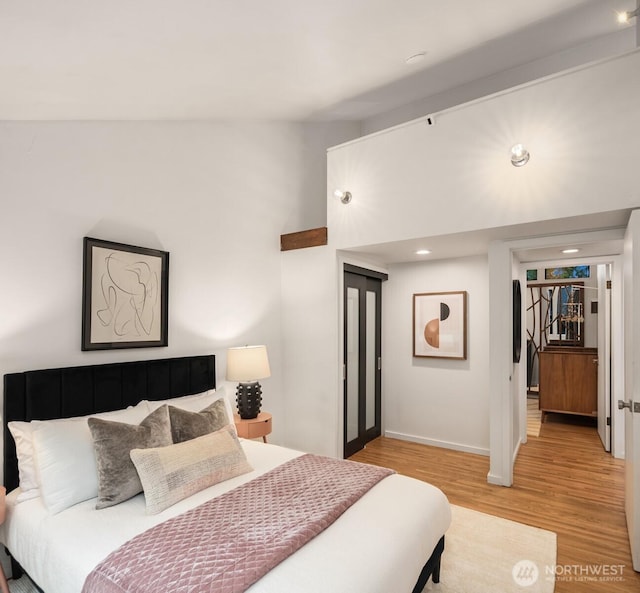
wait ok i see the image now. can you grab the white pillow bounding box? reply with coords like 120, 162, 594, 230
7, 421, 40, 502
30, 401, 150, 514
9, 404, 149, 505
145, 387, 236, 432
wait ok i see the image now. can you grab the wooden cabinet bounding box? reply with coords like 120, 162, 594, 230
539, 347, 598, 419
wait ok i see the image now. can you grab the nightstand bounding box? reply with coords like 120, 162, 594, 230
0, 487, 9, 593
234, 412, 272, 443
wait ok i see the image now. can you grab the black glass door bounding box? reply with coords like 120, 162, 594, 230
344, 271, 382, 457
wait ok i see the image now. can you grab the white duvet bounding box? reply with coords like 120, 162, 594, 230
1, 440, 451, 593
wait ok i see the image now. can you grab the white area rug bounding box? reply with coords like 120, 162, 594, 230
425, 505, 556, 593
8, 505, 556, 593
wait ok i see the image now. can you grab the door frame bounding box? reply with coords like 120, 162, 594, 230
597, 263, 612, 452
488, 228, 626, 486
520, 257, 621, 453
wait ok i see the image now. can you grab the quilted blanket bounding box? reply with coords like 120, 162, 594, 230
82, 454, 394, 593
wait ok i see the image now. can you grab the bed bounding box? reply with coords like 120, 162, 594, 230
2, 355, 451, 593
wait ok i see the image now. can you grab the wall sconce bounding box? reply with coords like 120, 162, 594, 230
618, 7, 639, 24
510, 144, 530, 167
334, 189, 352, 204
226, 345, 271, 419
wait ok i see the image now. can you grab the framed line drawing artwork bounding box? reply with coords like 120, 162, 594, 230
413, 291, 467, 359
82, 237, 169, 351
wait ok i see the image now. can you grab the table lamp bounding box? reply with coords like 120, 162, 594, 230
226, 345, 271, 419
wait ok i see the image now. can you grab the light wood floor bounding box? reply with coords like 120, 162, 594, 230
350, 416, 640, 593
527, 396, 542, 437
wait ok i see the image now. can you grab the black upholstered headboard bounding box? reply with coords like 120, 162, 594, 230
3, 354, 216, 492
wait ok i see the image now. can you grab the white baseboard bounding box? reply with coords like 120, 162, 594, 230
384, 430, 490, 457
487, 471, 508, 485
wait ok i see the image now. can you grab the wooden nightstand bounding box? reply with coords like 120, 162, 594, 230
0, 487, 10, 593
234, 412, 272, 443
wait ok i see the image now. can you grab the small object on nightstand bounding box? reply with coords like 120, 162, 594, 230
0, 486, 10, 593
234, 412, 272, 443
226, 345, 271, 419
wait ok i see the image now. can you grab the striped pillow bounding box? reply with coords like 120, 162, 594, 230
130, 425, 252, 514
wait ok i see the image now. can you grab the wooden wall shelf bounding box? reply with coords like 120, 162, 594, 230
280, 227, 327, 251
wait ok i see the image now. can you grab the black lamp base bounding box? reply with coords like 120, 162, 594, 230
236, 381, 262, 419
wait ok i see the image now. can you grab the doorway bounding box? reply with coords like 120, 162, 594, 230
523, 262, 613, 453
343, 265, 386, 458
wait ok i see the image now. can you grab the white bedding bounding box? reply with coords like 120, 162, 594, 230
1, 439, 451, 593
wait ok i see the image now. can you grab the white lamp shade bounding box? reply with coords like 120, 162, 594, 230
226, 345, 271, 382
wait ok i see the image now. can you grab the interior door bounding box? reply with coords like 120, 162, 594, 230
344, 270, 383, 458
623, 212, 640, 571
597, 264, 611, 451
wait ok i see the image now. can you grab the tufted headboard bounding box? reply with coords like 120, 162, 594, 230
3, 354, 216, 492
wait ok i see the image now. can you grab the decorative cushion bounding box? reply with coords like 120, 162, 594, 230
168, 399, 230, 443
130, 425, 253, 514
88, 405, 173, 510
145, 387, 236, 433
29, 401, 151, 514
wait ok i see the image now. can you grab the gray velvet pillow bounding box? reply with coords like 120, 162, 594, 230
88, 405, 172, 509
168, 399, 230, 443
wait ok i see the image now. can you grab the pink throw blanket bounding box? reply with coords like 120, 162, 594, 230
82, 454, 394, 593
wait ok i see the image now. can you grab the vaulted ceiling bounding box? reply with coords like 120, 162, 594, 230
1, 0, 636, 121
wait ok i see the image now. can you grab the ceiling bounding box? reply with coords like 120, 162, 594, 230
2, 1, 636, 266
1, 0, 636, 121
344, 211, 630, 266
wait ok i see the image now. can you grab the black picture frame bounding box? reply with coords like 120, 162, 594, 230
82, 237, 169, 351
512, 279, 522, 363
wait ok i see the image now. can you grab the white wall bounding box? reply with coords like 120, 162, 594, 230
382, 255, 490, 455
280, 246, 340, 456
362, 27, 635, 135
0, 120, 348, 465
328, 50, 640, 251
297, 123, 362, 229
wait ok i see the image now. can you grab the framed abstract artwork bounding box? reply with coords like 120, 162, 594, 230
413, 291, 467, 359
82, 237, 169, 351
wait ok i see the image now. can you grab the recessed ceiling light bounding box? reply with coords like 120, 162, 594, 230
416, 249, 431, 255
405, 52, 426, 65
562, 248, 579, 254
